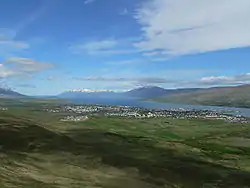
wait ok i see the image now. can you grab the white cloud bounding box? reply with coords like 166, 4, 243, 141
16, 84, 36, 89
200, 76, 232, 84
198, 73, 250, 85
135, 0, 250, 56
73, 76, 172, 85
0, 29, 29, 53
0, 64, 16, 78
6, 57, 54, 73
71, 39, 118, 55
173, 73, 250, 87
107, 59, 144, 65
81, 40, 117, 52
120, 8, 129, 16
0, 57, 54, 80
84, 0, 96, 4
70, 38, 142, 56
0, 41, 29, 49
47, 76, 56, 81
73, 72, 250, 90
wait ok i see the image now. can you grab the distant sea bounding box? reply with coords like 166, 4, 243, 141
70, 97, 250, 118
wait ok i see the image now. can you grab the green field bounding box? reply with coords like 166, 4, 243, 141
1, 99, 250, 187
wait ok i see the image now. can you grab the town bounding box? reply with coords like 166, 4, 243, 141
44, 104, 249, 123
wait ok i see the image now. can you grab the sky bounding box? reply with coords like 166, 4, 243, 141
0, 0, 250, 95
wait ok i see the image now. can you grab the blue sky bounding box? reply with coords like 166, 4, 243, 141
0, 0, 250, 95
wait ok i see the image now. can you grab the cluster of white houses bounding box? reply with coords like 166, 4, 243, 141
44, 104, 248, 123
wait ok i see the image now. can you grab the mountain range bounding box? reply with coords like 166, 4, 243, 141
1, 85, 250, 108
58, 86, 200, 99
152, 84, 250, 108
124, 86, 200, 98
0, 88, 25, 98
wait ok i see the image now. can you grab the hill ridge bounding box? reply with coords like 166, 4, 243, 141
153, 84, 250, 108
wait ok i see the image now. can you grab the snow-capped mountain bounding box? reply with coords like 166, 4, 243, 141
58, 86, 168, 99
58, 89, 117, 99
58, 86, 201, 99
69, 89, 112, 93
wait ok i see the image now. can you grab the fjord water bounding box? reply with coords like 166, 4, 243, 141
72, 97, 250, 117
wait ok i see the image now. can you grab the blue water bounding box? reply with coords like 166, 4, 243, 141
71, 97, 250, 117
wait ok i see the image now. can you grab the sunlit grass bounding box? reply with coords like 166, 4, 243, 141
1, 100, 250, 187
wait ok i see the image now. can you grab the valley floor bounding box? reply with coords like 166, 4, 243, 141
1, 99, 250, 188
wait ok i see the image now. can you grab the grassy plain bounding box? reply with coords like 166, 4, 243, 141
1, 99, 250, 187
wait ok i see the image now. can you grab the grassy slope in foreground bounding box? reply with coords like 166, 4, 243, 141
153, 84, 250, 108
1, 100, 250, 187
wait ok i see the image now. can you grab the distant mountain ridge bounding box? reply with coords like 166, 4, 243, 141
124, 86, 169, 98
124, 86, 200, 99
153, 84, 250, 108
0, 88, 25, 98
58, 85, 250, 108
58, 90, 118, 99
1, 85, 250, 108
58, 86, 201, 99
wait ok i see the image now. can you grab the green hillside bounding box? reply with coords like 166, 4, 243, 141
153, 84, 250, 108
1, 99, 250, 187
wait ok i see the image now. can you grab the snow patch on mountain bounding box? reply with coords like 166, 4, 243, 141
67, 89, 113, 93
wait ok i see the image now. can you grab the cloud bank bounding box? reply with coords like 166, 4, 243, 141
73, 76, 170, 84
0, 57, 54, 78
135, 0, 250, 56
6, 57, 54, 73
0, 29, 29, 54
74, 72, 250, 89
198, 73, 250, 86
